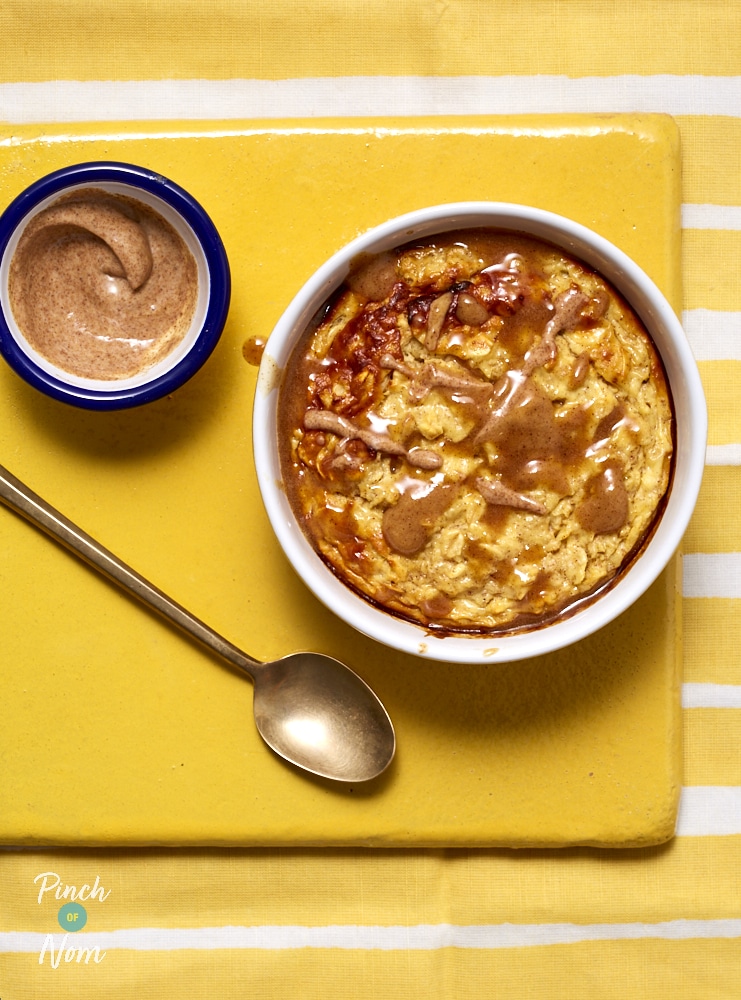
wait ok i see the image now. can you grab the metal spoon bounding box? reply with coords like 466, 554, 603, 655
0, 465, 396, 783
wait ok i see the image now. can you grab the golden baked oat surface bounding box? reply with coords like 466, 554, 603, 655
279, 229, 674, 633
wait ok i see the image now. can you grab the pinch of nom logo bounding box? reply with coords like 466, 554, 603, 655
34, 871, 109, 968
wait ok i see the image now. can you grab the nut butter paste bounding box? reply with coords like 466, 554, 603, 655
279, 230, 674, 634
8, 188, 198, 380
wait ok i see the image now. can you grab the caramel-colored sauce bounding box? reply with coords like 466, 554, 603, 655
243, 336, 267, 366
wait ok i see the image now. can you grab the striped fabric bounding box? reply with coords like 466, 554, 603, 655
1, 2, 739, 997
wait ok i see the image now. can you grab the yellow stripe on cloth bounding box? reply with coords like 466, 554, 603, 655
3, 840, 741, 933
684, 599, 741, 685
686, 467, 741, 553
678, 117, 741, 205
1, 1, 739, 83
1, 937, 739, 1000
683, 710, 741, 786
695, 362, 741, 446
683, 231, 741, 311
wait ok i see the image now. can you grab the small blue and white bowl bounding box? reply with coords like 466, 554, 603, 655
0, 161, 230, 410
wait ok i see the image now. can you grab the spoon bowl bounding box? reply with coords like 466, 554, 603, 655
0, 464, 395, 783
252, 652, 396, 782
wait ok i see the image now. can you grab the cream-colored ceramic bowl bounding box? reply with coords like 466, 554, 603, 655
253, 203, 707, 663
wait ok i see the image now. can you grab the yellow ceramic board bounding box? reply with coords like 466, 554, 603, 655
0, 115, 682, 847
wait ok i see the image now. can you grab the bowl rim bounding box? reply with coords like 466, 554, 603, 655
253, 200, 707, 663
0, 161, 231, 410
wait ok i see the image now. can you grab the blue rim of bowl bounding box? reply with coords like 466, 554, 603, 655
0, 161, 231, 410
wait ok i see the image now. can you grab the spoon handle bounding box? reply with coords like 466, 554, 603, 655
0, 464, 260, 678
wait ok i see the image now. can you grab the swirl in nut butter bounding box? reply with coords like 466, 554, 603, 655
8, 188, 198, 380
278, 230, 675, 634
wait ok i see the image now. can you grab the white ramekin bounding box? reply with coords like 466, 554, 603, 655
253, 202, 707, 664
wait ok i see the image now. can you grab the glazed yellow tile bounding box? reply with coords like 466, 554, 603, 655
0, 114, 683, 847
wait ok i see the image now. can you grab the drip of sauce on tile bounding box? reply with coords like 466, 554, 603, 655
243, 337, 267, 366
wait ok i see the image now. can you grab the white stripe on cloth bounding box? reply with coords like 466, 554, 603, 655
676, 786, 741, 837
682, 683, 741, 708
682, 684, 741, 708
683, 554, 741, 599
705, 445, 741, 465
682, 204, 741, 230
0, 75, 739, 123
2, 917, 741, 953
683, 310, 741, 362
